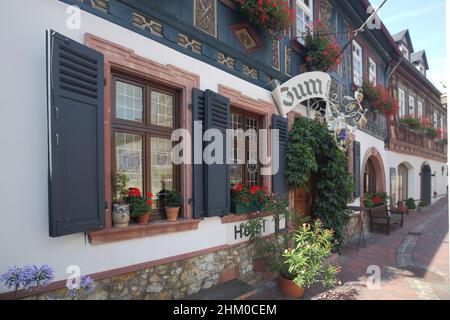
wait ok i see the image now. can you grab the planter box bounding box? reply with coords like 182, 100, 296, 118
231, 200, 261, 215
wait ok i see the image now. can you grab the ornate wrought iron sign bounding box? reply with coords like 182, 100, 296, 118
272, 71, 367, 151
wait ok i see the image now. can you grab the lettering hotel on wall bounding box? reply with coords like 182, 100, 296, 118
194, 0, 217, 37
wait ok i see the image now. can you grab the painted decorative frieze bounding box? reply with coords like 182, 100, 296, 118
330, 78, 339, 100
230, 24, 263, 53
194, 0, 217, 37
285, 45, 292, 76
218, 52, 236, 69
272, 39, 280, 71
132, 12, 163, 37
243, 64, 258, 79
320, 0, 335, 32
178, 34, 203, 54
91, 0, 108, 12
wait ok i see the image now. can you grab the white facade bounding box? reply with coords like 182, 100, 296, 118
0, 0, 447, 294
0, 0, 279, 292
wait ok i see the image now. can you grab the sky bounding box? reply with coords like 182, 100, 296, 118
370, 0, 447, 92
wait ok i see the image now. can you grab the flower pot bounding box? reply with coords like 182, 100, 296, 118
278, 275, 305, 299
112, 204, 130, 228
253, 257, 269, 272
166, 207, 180, 222
137, 212, 150, 225
231, 201, 252, 215
231, 200, 261, 215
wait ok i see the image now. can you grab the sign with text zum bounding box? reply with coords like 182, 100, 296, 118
272, 71, 331, 117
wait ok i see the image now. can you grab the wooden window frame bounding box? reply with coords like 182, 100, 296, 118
230, 107, 264, 188
111, 72, 181, 221
368, 57, 377, 85
398, 88, 406, 118
294, 0, 314, 45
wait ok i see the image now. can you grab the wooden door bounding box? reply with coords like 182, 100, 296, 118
294, 188, 312, 216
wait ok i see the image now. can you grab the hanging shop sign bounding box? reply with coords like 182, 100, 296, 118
272, 71, 368, 151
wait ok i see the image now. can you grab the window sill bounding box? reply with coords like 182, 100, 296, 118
88, 219, 201, 245
221, 211, 273, 224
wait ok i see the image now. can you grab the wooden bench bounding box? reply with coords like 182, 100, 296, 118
368, 205, 405, 236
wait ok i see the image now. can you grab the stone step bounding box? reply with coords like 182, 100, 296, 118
184, 279, 259, 300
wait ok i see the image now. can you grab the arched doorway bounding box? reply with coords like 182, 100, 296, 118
361, 148, 386, 198
398, 163, 410, 203
364, 158, 377, 194
420, 164, 432, 205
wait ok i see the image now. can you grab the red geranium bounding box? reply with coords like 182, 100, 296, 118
362, 81, 399, 118
235, 0, 294, 36
127, 187, 142, 197
372, 196, 383, 205
250, 186, 260, 195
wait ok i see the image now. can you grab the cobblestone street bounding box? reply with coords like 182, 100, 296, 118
252, 197, 449, 300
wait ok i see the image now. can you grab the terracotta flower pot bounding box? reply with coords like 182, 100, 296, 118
166, 207, 180, 222
137, 212, 150, 225
278, 275, 305, 299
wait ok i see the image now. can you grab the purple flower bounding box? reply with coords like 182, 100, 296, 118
338, 129, 347, 141
22, 265, 55, 290
1, 266, 24, 290
67, 275, 95, 299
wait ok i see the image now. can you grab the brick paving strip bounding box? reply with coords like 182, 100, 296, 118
251, 197, 449, 300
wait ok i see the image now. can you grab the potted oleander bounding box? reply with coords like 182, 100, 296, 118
282, 220, 340, 298
165, 190, 182, 222
126, 187, 153, 225
112, 172, 131, 228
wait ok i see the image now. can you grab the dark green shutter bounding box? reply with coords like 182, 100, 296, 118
192, 88, 206, 219
272, 115, 289, 196
204, 90, 230, 217
191, 89, 230, 218
47, 30, 105, 237
353, 141, 361, 198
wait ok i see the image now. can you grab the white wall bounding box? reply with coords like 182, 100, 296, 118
0, 0, 276, 292
1, 0, 447, 293
386, 151, 448, 204
350, 130, 389, 206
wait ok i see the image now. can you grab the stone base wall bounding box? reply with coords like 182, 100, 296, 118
34, 243, 260, 300
345, 213, 370, 243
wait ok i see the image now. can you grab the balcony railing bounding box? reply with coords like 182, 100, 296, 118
360, 119, 387, 141
388, 124, 447, 161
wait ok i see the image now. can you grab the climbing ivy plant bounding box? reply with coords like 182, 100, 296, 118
286, 117, 354, 249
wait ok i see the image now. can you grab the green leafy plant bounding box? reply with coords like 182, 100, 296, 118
283, 220, 340, 288
303, 20, 342, 71
165, 190, 182, 208
230, 183, 266, 208
125, 188, 153, 218
245, 194, 309, 277
425, 127, 438, 139
235, 0, 294, 36
399, 115, 422, 130
406, 198, 417, 210
286, 117, 354, 249
114, 172, 130, 203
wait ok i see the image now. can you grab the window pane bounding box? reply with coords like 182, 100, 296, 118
115, 81, 143, 122
151, 91, 174, 128
115, 132, 143, 192
230, 112, 244, 186
246, 117, 259, 187
150, 137, 174, 208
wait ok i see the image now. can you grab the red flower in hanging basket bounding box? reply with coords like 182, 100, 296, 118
234, 0, 294, 35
